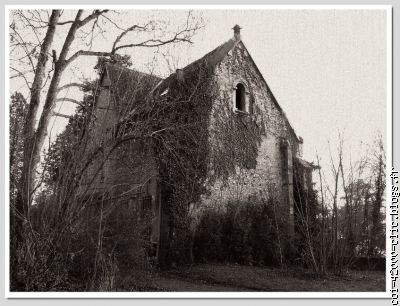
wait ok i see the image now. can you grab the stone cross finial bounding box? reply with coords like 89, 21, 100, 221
233, 24, 241, 41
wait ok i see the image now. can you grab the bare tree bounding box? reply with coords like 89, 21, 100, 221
9, 9, 204, 290
369, 135, 386, 256
326, 136, 343, 271
9, 9, 203, 242
302, 132, 387, 276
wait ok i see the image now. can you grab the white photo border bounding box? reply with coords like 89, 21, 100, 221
4, 4, 393, 299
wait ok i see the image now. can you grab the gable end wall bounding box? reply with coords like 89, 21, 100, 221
203, 42, 299, 232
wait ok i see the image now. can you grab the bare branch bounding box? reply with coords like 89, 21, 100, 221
57, 82, 87, 93
10, 27, 37, 73
100, 14, 126, 31
111, 24, 149, 53
113, 35, 193, 53
57, 20, 75, 26
52, 111, 73, 119
40, 10, 108, 28
55, 97, 85, 108
65, 50, 112, 66
9, 66, 32, 89
78, 10, 109, 28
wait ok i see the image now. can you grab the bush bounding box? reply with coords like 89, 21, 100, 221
12, 234, 70, 291
11, 197, 153, 292
193, 197, 287, 266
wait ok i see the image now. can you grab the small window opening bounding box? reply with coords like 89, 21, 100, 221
140, 195, 152, 218
235, 83, 246, 111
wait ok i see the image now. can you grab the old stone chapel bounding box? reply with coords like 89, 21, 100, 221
80, 25, 317, 264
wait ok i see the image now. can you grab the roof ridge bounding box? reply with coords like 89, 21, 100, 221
181, 38, 237, 72
104, 62, 164, 80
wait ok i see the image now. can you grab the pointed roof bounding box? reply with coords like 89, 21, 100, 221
100, 27, 299, 141
153, 36, 299, 141
99, 63, 162, 115
102, 63, 162, 98
183, 38, 237, 72
152, 38, 238, 95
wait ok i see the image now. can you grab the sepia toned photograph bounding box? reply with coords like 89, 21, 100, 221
6, 6, 390, 296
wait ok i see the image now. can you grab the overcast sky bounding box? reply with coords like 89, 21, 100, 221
197, 9, 387, 172
10, 8, 388, 187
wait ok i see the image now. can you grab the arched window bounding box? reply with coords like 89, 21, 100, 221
235, 83, 246, 112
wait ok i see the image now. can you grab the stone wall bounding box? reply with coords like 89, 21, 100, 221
81, 72, 159, 193
202, 41, 300, 233
78, 86, 115, 194
80, 40, 306, 253
79, 82, 162, 248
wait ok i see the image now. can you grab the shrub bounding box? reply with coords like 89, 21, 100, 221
11, 197, 153, 292
193, 197, 287, 266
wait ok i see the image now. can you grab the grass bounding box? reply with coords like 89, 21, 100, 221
117, 263, 386, 292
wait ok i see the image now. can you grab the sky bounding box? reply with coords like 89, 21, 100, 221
9, 8, 388, 191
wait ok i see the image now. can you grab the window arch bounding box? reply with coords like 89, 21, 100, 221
235, 83, 246, 112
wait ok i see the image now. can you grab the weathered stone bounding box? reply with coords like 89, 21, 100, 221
80, 26, 315, 264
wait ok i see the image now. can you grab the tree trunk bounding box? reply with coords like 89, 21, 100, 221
363, 189, 370, 255
11, 10, 60, 290
17, 10, 85, 221
17, 10, 60, 223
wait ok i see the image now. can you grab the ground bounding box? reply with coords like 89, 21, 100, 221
117, 263, 386, 292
